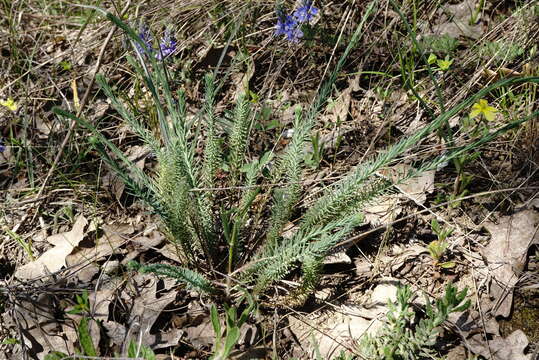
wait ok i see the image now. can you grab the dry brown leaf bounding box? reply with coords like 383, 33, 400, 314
129, 274, 177, 331
323, 75, 360, 124
398, 170, 435, 205
431, 21, 483, 39
288, 280, 402, 358
380, 164, 435, 204
304, 75, 361, 155
364, 196, 402, 226
14, 215, 88, 280
158, 243, 183, 263
378, 244, 428, 274
425, 0, 484, 39
103, 321, 184, 351
482, 210, 539, 317
468, 330, 532, 360
132, 229, 166, 249
231, 55, 255, 102
8, 293, 73, 359
446, 346, 468, 360
449, 309, 500, 337
185, 317, 215, 349
323, 251, 352, 265
66, 223, 134, 270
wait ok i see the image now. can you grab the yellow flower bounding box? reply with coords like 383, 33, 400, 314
0, 97, 18, 111
469, 99, 497, 121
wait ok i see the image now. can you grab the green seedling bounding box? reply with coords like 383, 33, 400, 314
210, 291, 255, 360
126, 341, 156, 360
427, 53, 453, 71
305, 132, 324, 169
45, 317, 96, 359
0, 97, 17, 111
437, 57, 453, 71
421, 34, 459, 56
54, 5, 539, 306
2, 338, 19, 345
427, 219, 454, 268
4, 228, 34, 260
59, 60, 72, 71
67, 289, 90, 315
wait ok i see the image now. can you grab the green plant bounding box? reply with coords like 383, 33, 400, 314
210, 291, 255, 360
66, 289, 90, 315
427, 219, 455, 268
54, 2, 377, 298
470, 0, 484, 25
427, 53, 454, 71
45, 317, 156, 360
358, 283, 471, 360
420, 35, 459, 56
479, 40, 525, 66
304, 131, 325, 169
53, 3, 539, 310
126, 341, 157, 360
4, 228, 34, 260
45, 317, 96, 359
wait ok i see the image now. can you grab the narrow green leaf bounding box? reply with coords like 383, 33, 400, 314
223, 326, 240, 357
44, 352, 68, 360
211, 305, 222, 341
77, 317, 97, 356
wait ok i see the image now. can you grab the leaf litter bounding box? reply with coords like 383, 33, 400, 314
2, 0, 539, 358
14, 215, 88, 281
482, 209, 539, 318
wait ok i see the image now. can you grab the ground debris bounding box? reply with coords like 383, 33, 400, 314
482, 209, 539, 317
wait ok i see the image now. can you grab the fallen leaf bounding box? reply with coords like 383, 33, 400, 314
449, 309, 499, 336
323, 75, 360, 124
66, 223, 134, 270
443, 0, 477, 19
427, 0, 484, 39
288, 279, 403, 358
468, 330, 532, 360
15, 215, 88, 280
380, 164, 435, 204
128, 274, 177, 332
103, 321, 184, 351
446, 346, 468, 360
323, 250, 352, 265
432, 18, 483, 38
8, 293, 73, 359
364, 196, 402, 226
185, 317, 215, 349
158, 243, 183, 263
482, 210, 539, 317
101, 145, 148, 201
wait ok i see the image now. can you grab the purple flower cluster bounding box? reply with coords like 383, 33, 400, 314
135, 24, 153, 56
156, 29, 177, 61
135, 24, 177, 61
275, 1, 318, 42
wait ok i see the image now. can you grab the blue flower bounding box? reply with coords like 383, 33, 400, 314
275, 14, 303, 42
293, 1, 318, 23
156, 29, 177, 60
275, 2, 318, 42
275, 15, 297, 36
0, 141, 5, 153
135, 24, 153, 56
